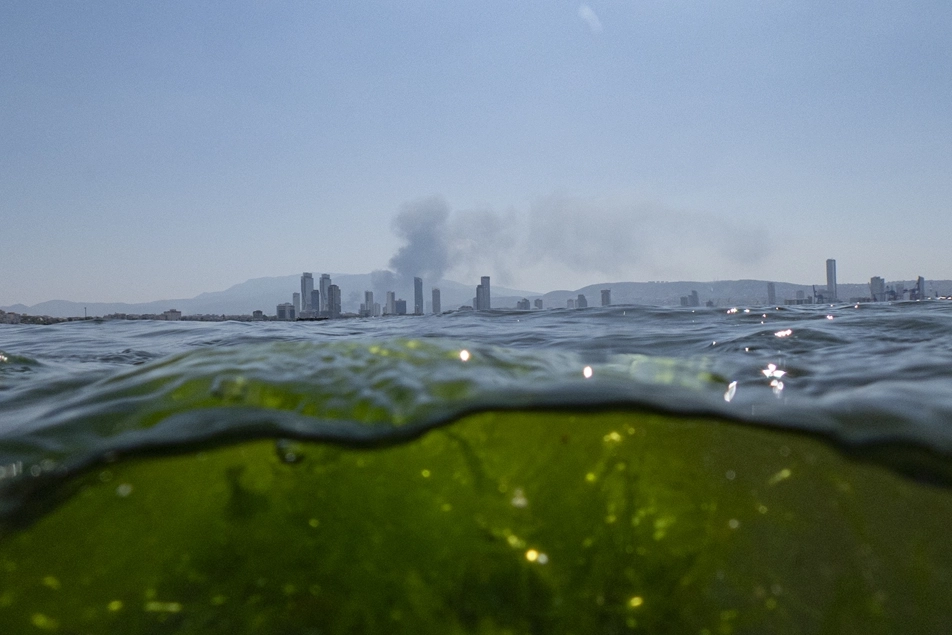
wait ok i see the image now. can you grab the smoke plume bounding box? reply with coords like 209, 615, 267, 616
385, 194, 771, 287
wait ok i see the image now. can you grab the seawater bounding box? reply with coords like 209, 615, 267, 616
1, 303, 951, 633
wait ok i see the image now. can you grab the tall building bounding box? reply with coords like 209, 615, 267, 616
363, 291, 374, 317
301, 273, 314, 312
767, 282, 777, 305
870, 277, 886, 302
277, 302, 295, 320
327, 284, 341, 318
385, 291, 396, 315
292, 292, 301, 314
601, 289, 611, 306
432, 288, 441, 315
916, 276, 927, 300
577, 294, 588, 308
319, 274, 332, 315
310, 290, 321, 315
414, 277, 424, 315
826, 259, 837, 302
395, 299, 407, 315
680, 290, 700, 307
534, 298, 543, 310
475, 276, 491, 310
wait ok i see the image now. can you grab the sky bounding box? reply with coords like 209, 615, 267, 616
2, 1, 950, 305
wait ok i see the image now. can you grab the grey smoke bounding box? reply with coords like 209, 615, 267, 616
388, 196, 451, 281
386, 194, 771, 285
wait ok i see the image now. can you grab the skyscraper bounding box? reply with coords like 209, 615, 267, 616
363, 291, 374, 317
601, 289, 611, 306
414, 277, 423, 315
301, 273, 314, 312
319, 274, 332, 315
292, 292, 301, 314
385, 291, 396, 315
475, 276, 491, 310
767, 282, 777, 305
395, 299, 407, 315
870, 277, 885, 302
310, 290, 321, 315
432, 288, 441, 315
826, 259, 837, 302
327, 284, 341, 318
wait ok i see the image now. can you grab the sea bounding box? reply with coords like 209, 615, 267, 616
1, 302, 951, 634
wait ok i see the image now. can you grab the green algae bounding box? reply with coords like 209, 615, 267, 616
1, 410, 950, 634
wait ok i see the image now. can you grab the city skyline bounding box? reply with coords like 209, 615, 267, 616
2, 3, 950, 306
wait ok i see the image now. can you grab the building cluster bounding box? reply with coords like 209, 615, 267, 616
779, 259, 930, 305
278, 273, 341, 320
277, 273, 450, 321
0, 309, 88, 325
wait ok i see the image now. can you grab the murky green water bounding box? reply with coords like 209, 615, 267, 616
2, 307, 952, 632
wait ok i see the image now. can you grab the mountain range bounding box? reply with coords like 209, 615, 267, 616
3, 275, 950, 319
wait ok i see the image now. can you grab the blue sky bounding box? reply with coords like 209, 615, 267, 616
2, 1, 950, 304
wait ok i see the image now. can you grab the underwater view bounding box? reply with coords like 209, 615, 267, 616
2, 303, 952, 633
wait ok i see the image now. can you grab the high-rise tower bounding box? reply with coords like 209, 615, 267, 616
319, 274, 332, 315
826, 259, 837, 302
431, 288, 441, 315
327, 285, 341, 318
475, 276, 491, 310
414, 277, 423, 315
301, 273, 314, 312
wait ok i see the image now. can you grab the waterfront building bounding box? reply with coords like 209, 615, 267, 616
432, 288, 441, 315
301, 273, 314, 312
373, 302, 381, 317
870, 277, 886, 302
915, 276, 927, 300
475, 276, 491, 310
680, 290, 700, 307
292, 292, 301, 314
414, 277, 424, 315
566, 299, 575, 309
385, 291, 396, 315
577, 294, 588, 308
310, 290, 321, 315
319, 274, 332, 315
252, 310, 264, 321
363, 291, 374, 317
395, 299, 407, 315
161, 309, 182, 321
276, 302, 295, 321
826, 259, 837, 302
516, 298, 530, 310
767, 282, 777, 305
534, 298, 543, 309
601, 289, 611, 306
327, 285, 341, 318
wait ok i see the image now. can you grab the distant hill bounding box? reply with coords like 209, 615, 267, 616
1, 274, 539, 318
535, 279, 952, 309
5, 276, 950, 318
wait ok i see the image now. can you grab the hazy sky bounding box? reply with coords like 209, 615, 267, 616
2, 1, 950, 304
